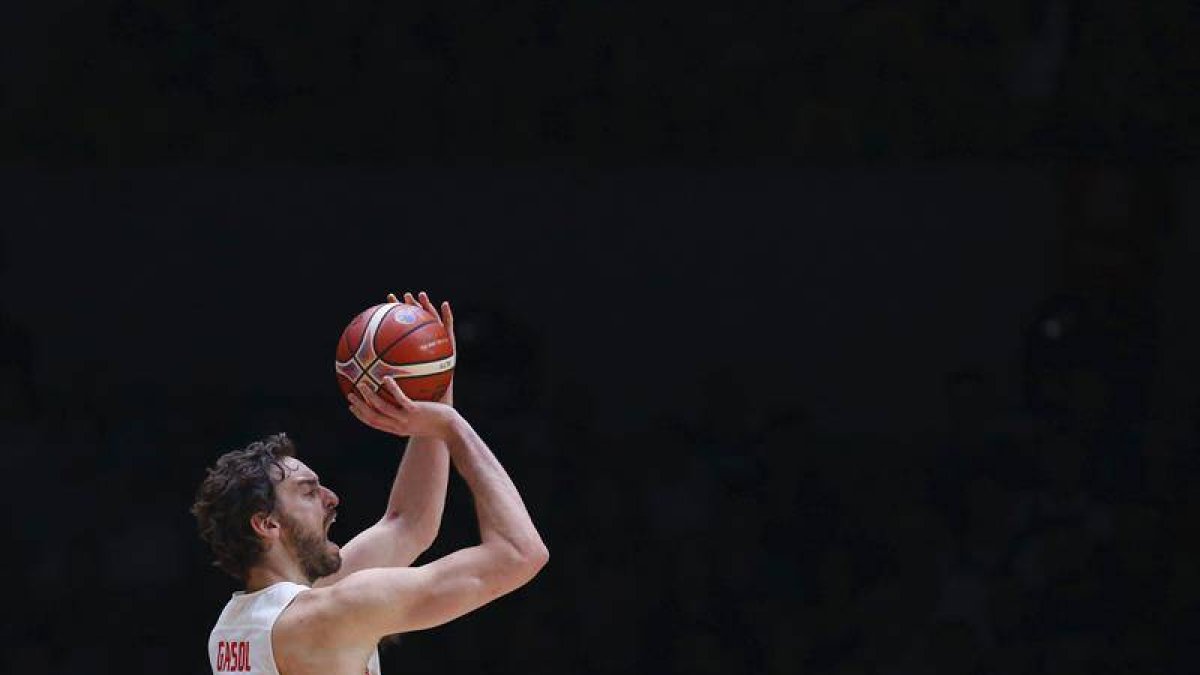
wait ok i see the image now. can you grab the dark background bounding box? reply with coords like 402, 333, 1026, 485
2, 2, 1198, 673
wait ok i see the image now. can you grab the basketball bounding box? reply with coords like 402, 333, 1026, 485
335, 302, 456, 402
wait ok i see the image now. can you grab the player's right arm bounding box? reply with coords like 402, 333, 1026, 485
327, 541, 544, 634
319, 385, 548, 637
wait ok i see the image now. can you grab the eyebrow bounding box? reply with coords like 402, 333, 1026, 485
294, 477, 321, 488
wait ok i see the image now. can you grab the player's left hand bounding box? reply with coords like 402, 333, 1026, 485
349, 377, 458, 439
387, 291, 456, 407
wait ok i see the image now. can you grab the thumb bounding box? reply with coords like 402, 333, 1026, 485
383, 377, 415, 409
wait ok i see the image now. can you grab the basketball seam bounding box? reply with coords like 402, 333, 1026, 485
366, 319, 438, 371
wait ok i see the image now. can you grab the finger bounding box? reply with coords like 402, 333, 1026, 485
349, 399, 397, 434
418, 291, 439, 323
387, 292, 399, 303
441, 301, 456, 349
348, 396, 380, 425
350, 391, 385, 413
348, 397, 374, 422
403, 292, 418, 307
382, 376, 415, 410
356, 381, 399, 418
351, 384, 382, 416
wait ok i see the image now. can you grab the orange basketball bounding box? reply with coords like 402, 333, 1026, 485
335, 303, 455, 403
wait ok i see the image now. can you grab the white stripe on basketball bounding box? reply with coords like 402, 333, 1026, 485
368, 354, 456, 381
334, 357, 363, 383
353, 304, 396, 365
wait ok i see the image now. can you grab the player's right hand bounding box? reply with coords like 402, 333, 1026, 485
389, 290, 456, 407
348, 377, 457, 439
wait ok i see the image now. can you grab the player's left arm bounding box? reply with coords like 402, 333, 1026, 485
315, 292, 456, 587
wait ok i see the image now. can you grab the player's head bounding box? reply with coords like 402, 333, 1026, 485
191, 433, 342, 584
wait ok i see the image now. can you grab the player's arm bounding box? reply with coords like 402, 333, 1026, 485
315, 293, 455, 587
316, 391, 548, 637
313, 435, 450, 587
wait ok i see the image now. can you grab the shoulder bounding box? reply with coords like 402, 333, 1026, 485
273, 572, 417, 644
273, 586, 341, 641
272, 585, 378, 673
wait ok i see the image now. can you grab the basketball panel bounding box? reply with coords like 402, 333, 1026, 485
379, 321, 454, 366
373, 304, 437, 356
335, 372, 356, 399
337, 303, 384, 361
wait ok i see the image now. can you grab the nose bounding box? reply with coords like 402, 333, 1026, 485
322, 486, 340, 509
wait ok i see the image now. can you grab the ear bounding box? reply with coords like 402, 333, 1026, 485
250, 511, 281, 542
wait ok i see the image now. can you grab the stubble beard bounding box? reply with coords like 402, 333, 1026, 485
280, 512, 342, 582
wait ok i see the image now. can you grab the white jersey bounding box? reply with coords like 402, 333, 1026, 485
208, 581, 381, 675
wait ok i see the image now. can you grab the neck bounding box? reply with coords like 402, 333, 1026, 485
243, 550, 310, 593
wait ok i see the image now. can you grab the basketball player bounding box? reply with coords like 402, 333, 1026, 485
192, 292, 548, 674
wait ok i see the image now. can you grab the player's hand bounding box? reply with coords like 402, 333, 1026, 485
387, 291, 456, 407
348, 377, 457, 439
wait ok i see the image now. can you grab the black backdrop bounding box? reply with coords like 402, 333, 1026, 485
2, 2, 1198, 673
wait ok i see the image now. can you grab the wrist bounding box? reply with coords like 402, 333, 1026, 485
437, 407, 466, 438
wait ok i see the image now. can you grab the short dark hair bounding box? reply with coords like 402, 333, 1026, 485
191, 433, 297, 582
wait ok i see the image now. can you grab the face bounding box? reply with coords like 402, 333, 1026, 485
274, 458, 342, 581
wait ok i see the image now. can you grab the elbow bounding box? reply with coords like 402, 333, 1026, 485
496, 540, 549, 587
515, 540, 549, 578
528, 542, 549, 571
478, 541, 548, 599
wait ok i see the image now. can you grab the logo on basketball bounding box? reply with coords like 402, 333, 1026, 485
393, 307, 419, 325
419, 337, 450, 352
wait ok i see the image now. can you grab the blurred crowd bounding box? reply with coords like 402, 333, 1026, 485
1, 271, 1192, 674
